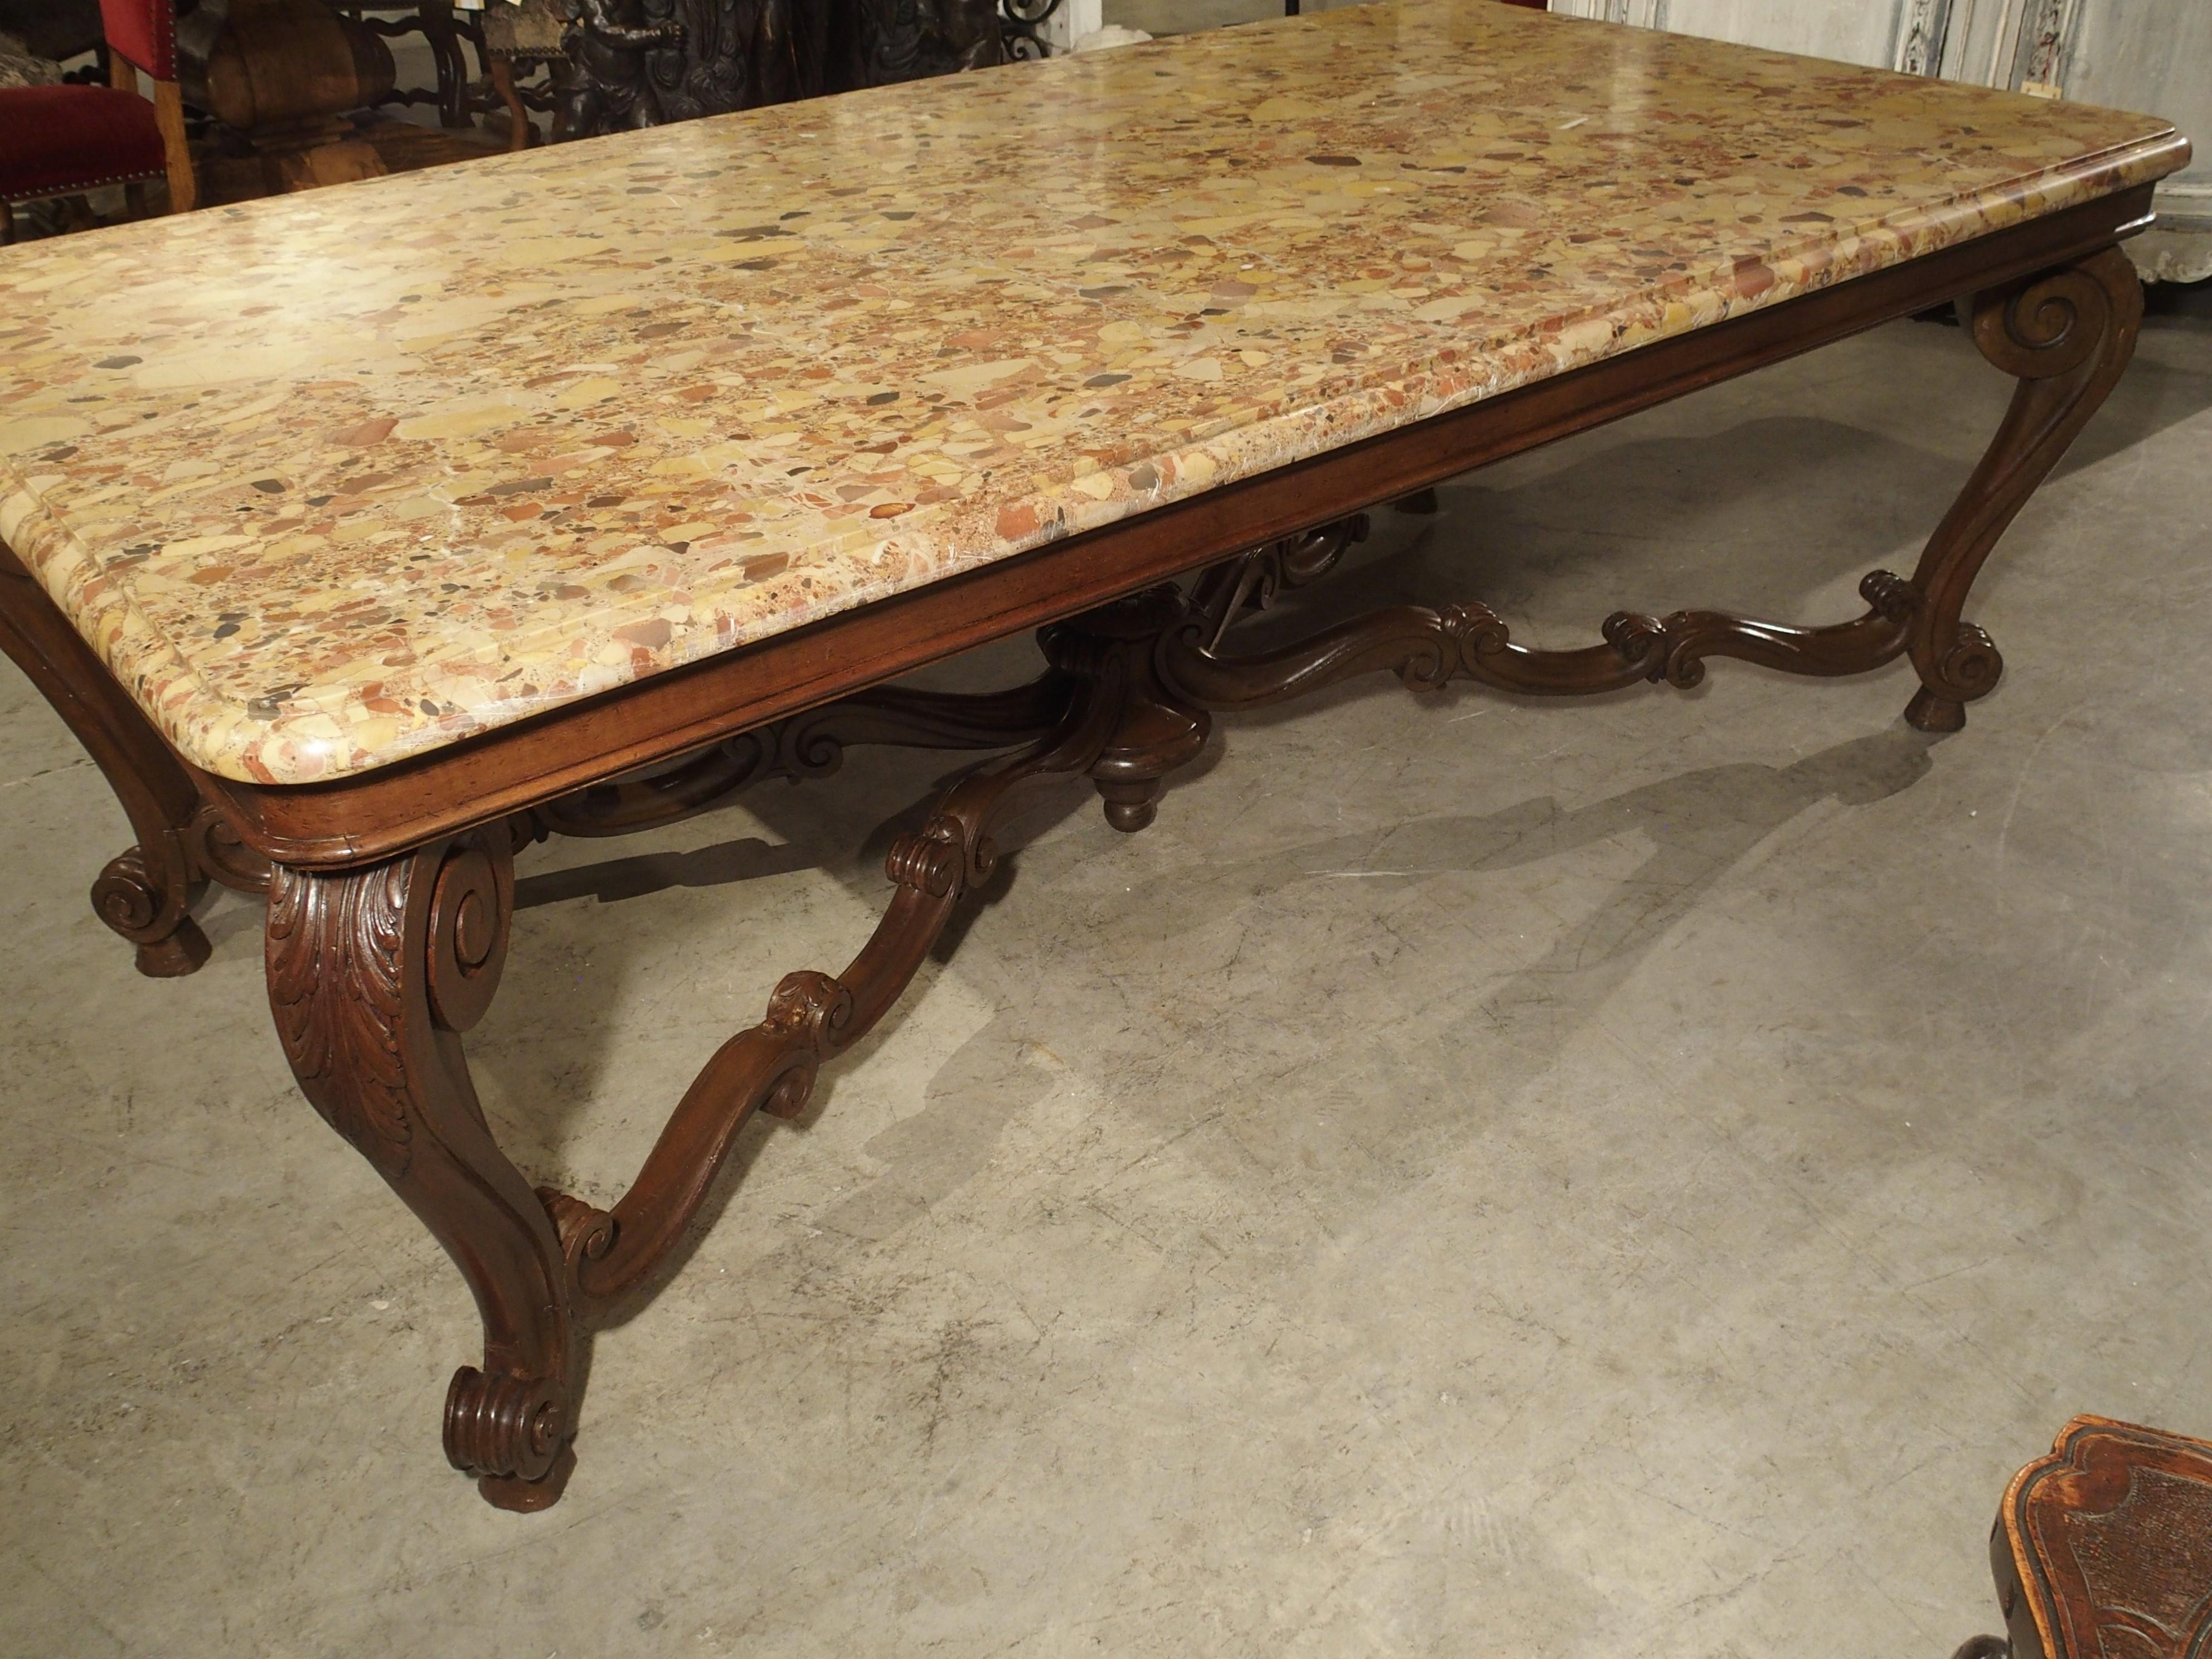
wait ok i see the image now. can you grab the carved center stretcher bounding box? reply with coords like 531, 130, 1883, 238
0, 1, 2189, 1510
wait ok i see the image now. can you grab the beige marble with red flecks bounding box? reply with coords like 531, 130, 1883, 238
0, 1, 2188, 784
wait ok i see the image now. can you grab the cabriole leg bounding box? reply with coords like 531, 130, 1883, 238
0, 543, 212, 975
1902, 245, 2142, 732
265, 829, 581, 1512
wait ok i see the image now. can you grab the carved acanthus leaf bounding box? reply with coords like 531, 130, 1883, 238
265, 860, 414, 1176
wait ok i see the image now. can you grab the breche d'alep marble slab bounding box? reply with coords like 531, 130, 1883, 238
0, 0, 2189, 783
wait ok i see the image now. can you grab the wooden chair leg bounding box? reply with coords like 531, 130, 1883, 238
414, 0, 475, 129
489, 55, 531, 150
123, 181, 148, 220
153, 80, 196, 214
0, 200, 14, 245
109, 55, 195, 217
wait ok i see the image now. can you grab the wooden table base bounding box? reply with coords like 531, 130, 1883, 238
0, 240, 2145, 1509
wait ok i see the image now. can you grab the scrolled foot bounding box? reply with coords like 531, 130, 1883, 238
445, 1365, 576, 1511
92, 845, 210, 978
268, 831, 579, 1512
1904, 688, 1967, 733
1934, 622, 2004, 703
1904, 622, 2003, 731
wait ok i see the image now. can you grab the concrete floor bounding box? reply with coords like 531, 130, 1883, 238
5, 292, 2211, 1656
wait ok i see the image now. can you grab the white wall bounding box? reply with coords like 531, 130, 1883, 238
1045, 0, 1107, 52
1546, 0, 1923, 69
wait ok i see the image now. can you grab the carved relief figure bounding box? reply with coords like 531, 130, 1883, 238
558, 0, 686, 137
643, 0, 806, 119
936, 0, 1006, 73
858, 0, 1001, 84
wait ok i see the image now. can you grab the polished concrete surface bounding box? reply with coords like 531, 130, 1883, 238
5, 293, 2210, 1656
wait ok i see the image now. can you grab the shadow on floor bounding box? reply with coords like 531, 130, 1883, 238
808, 725, 1940, 1244
514, 718, 1935, 1294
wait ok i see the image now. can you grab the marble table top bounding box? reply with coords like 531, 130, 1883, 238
0, 1, 2187, 784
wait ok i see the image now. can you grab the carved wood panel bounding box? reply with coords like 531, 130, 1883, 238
1994, 1417, 2212, 1659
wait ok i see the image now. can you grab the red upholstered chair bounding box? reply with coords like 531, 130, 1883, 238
0, 0, 195, 245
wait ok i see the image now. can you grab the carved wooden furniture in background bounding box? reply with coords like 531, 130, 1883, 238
845, 0, 1002, 85
557, 0, 687, 136
475, 0, 566, 147
0, 0, 195, 243
341, 3, 482, 129
994, 0, 1055, 59
1956, 1418, 2212, 1659
0, 2, 2187, 1511
183, 0, 399, 188
556, 0, 1004, 137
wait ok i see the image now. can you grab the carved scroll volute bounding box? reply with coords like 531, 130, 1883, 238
265, 833, 516, 1173
185, 802, 273, 894
757, 967, 858, 1119
91, 842, 205, 958
888, 808, 987, 896
1971, 258, 2127, 384
536, 1185, 617, 1274
1191, 516, 1371, 649
425, 839, 511, 1034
